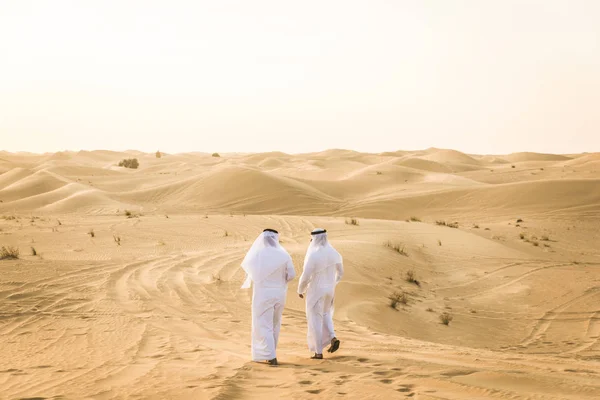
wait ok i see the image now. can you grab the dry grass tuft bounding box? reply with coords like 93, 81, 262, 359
118, 158, 139, 169
405, 270, 420, 286
31, 247, 37, 256
388, 291, 408, 309
113, 235, 121, 246
385, 241, 408, 256
436, 220, 459, 228
440, 312, 453, 325
410, 216, 421, 222
345, 218, 359, 226
88, 229, 95, 238
0, 246, 19, 260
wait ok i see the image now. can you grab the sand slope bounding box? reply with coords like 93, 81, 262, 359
0, 149, 599, 399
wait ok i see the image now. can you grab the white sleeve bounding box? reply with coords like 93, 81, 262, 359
335, 262, 344, 284
297, 258, 314, 294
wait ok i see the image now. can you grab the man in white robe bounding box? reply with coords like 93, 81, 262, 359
297, 228, 343, 359
241, 228, 295, 366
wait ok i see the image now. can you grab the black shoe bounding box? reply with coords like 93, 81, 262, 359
268, 358, 278, 366
328, 338, 340, 353
310, 353, 323, 359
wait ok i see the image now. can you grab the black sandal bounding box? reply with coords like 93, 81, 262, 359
328, 338, 340, 353
310, 353, 323, 359
267, 358, 278, 366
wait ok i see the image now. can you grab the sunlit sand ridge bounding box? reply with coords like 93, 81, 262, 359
1, 149, 599, 399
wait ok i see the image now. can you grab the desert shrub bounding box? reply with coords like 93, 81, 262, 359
519, 233, 526, 240
516, 218, 523, 223
426, 307, 434, 312
346, 218, 359, 226
118, 158, 139, 169
532, 241, 540, 247
440, 312, 453, 325
472, 224, 479, 229
156, 151, 162, 158
113, 236, 121, 246
405, 270, 420, 286
31, 247, 37, 256
0, 246, 19, 260
376, 171, 383, 175
388, 291, 408, 309
436, 220, 459, 228
410, 216, 421, 222
437, 239, 442, 246
212, 153, 220, 157
541, 235, 550, 241
385, 241, 408, 256
224, 230, 229, 237
511, 165, 516, 168
88, 229, 95, 238
124, 210, 140, 218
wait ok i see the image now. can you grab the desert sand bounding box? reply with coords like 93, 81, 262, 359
1, 148, 599, 399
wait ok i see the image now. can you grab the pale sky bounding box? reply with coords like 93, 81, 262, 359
1, 0, 599, 155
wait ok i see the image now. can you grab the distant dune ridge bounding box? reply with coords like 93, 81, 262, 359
0, 148, 599, 399
0, 148, 597, 217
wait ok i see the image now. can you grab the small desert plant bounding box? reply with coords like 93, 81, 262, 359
31, 247, 37, 256
388, 291, 408, 309
405, 270, 420, 286
165, 214, 169, 219
113, 235, 121, 246
440, 312, 453, 325
472, 224, 479, 229
212, 273, 222, 284
118, 158, 139, 169
426, 307, 434, 312
0, 246, 19, 260
385, 241, 408, 256
484, 227, 490, 231
532, 241, 539, 247
224, 230, 229, 237
124, 210, 139, 218
437, 239, 442, 246
376, 171, 383, 175
516, 218, 523, 223
156, 151, 162, 158
158, 239, 166, 246
470, 309, 477, 314
410, 216, 421, 222
212, 152, 220, 157
346, 218, 359, 226
88, 229, 95, 238
541, 235, 550, 241
519, 233, 526, 240
57, 219, 62, 226
436, 220, 459, 228
511, 165, 516, 168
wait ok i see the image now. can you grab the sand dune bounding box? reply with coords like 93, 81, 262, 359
0, 149, 599, 399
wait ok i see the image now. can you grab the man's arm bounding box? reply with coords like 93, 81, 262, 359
335, 262, 344, 284
297, 260, 313, 294
285, 258, 296, 282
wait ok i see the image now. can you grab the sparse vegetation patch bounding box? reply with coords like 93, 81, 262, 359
436, 220, 459, 228
385, 241, 408, 256
0, 246, 19, 260
405, 270, 420, 286
118, 158, 139, 169
388, 291, 408, 309
346, 218, 359, 226
440, 312, 453, 326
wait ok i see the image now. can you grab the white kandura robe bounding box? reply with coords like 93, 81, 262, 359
242, 245, 295, 361
298, 246, 343, 354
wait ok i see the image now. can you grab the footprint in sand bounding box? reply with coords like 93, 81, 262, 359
299, 380, 312, 385
306, 389, 323, 394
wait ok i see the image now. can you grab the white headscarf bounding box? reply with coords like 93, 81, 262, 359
241, 229, 291, 289
304, 228, 342, 273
